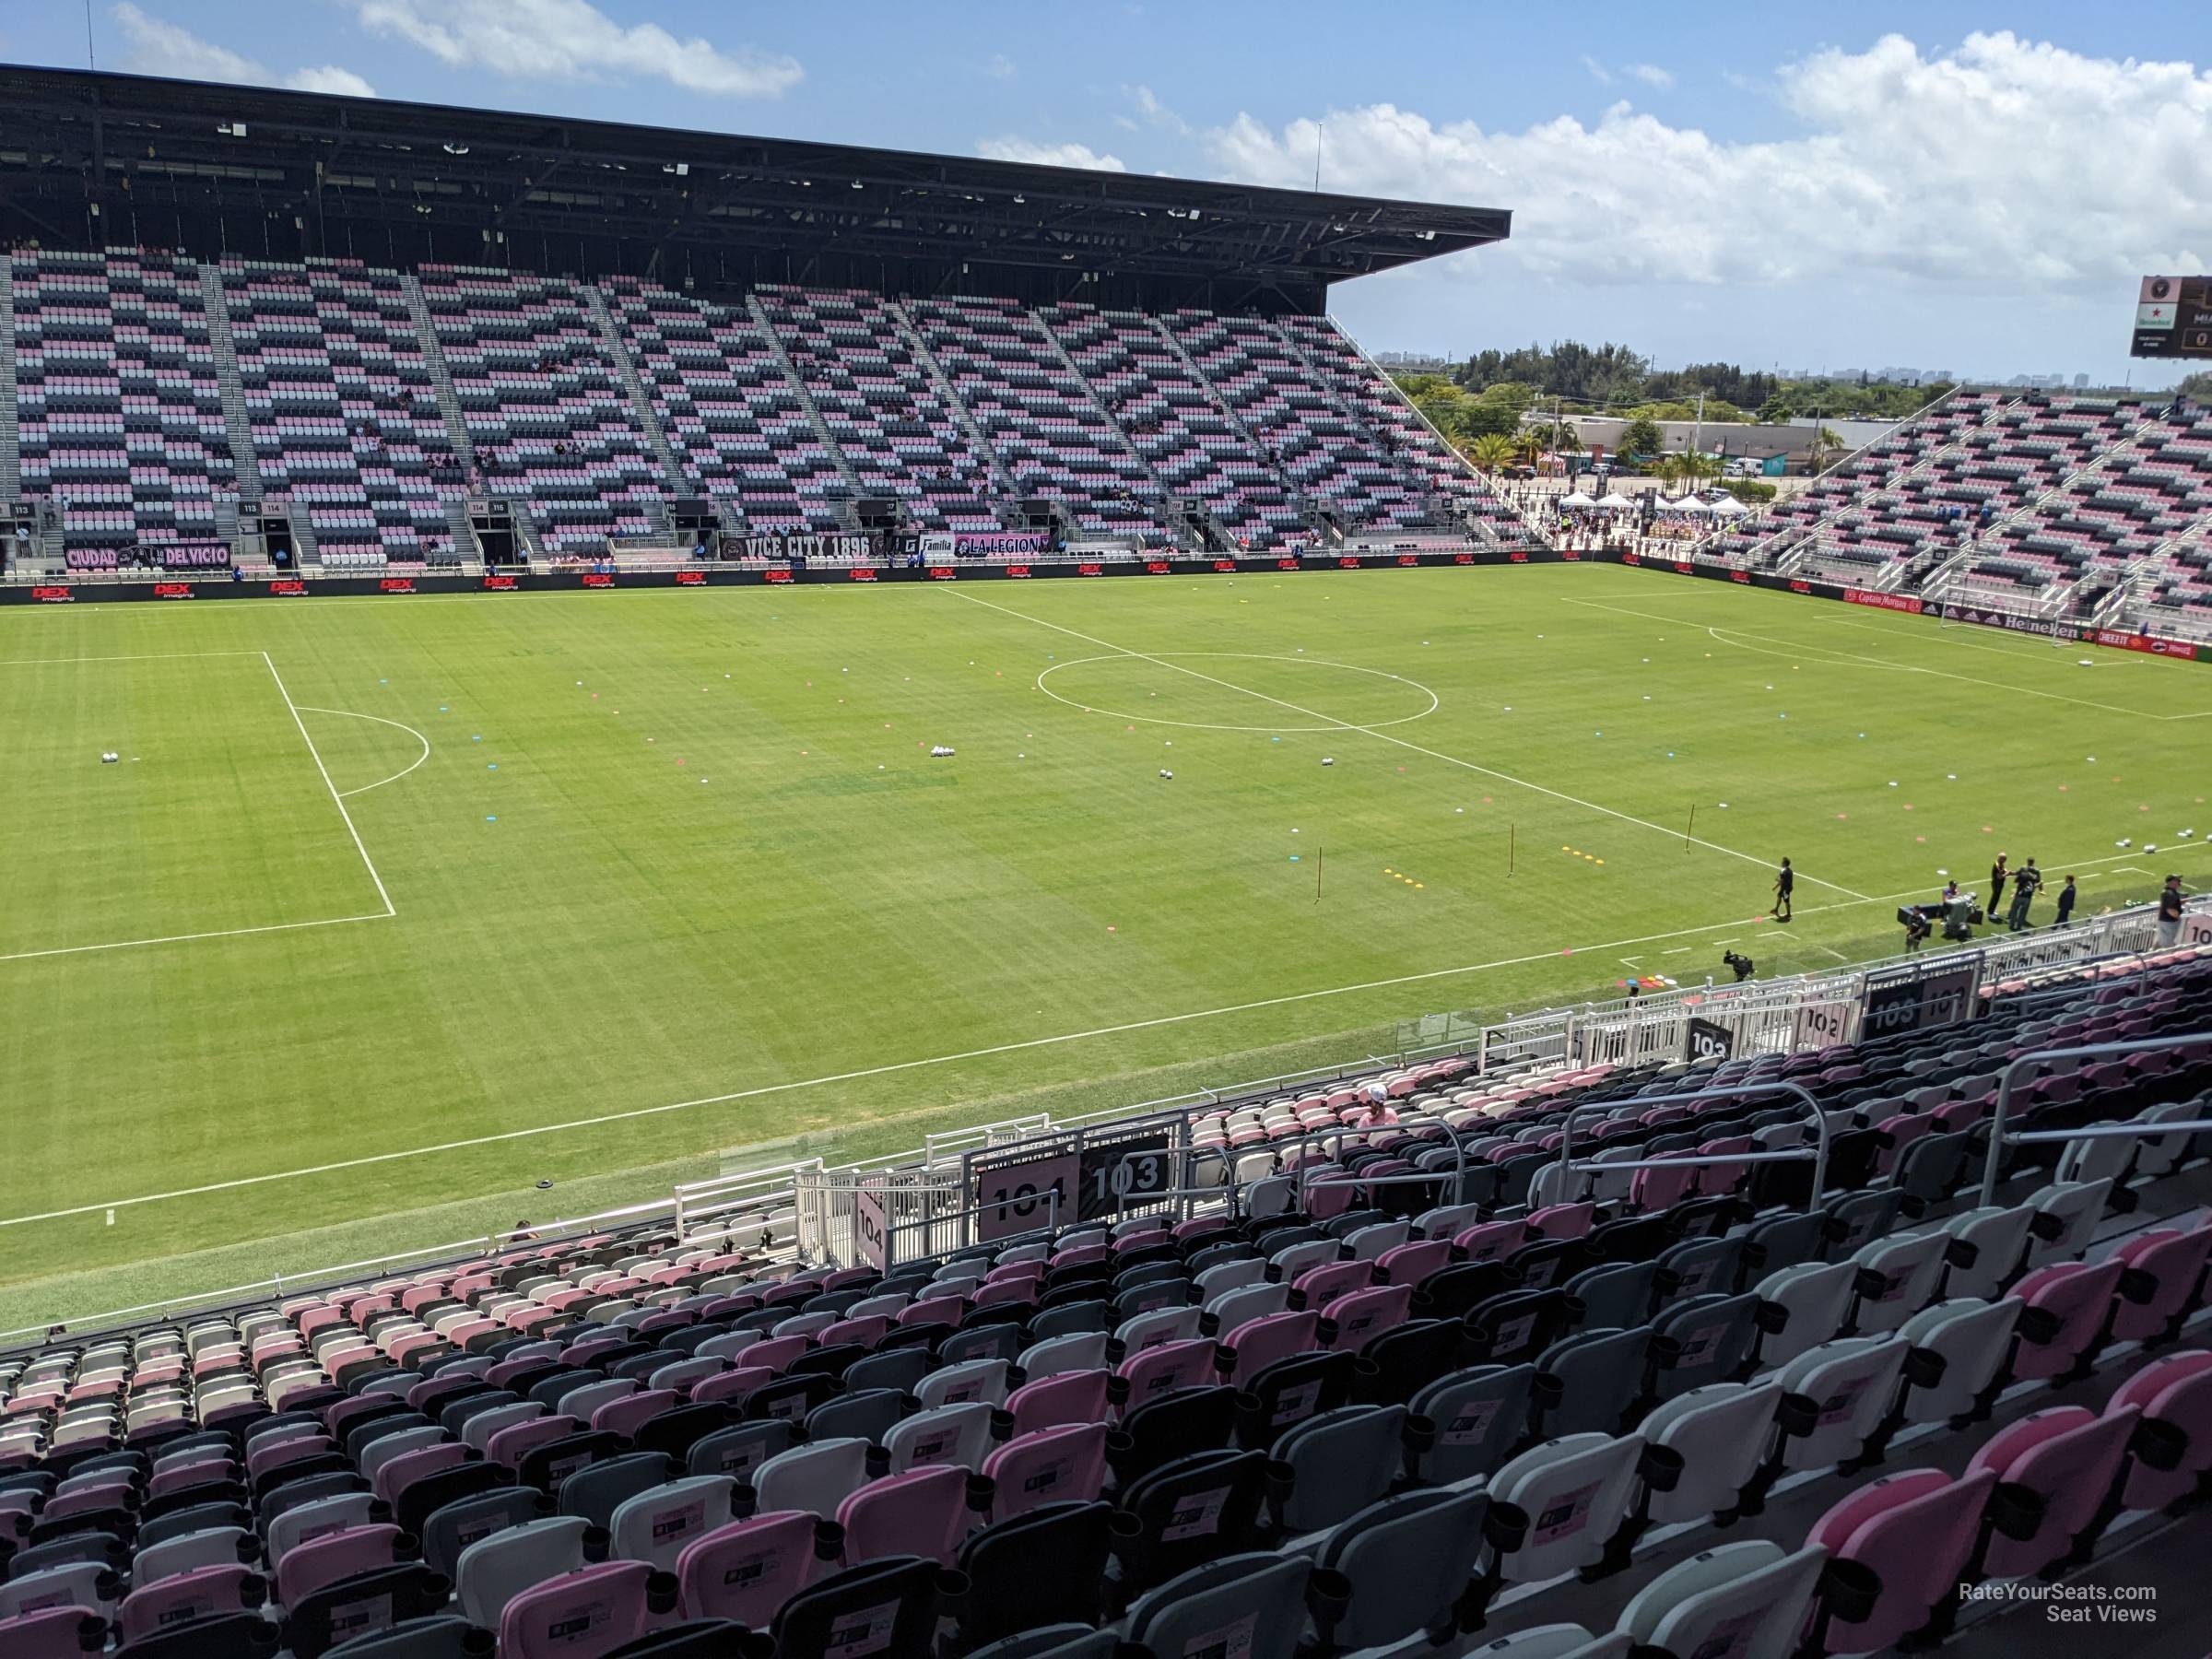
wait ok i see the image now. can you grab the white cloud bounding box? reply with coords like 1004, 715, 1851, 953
112, 6, 379, 98
288, 65, 379, 98
1627, 63, 1675, 89
114, 4, 261, 83
1578, 55, 1613, 86
1200, 32, 2212, 298
1128, 83, 1193, 135
353, 0, 801, 98
983, 53, 1017, 81
976, 138, 1127, 172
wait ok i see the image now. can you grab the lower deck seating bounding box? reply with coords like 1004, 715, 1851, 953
2, 951, 2207, 1657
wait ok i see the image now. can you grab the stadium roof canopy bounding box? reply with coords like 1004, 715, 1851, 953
0, 65, 1509, 312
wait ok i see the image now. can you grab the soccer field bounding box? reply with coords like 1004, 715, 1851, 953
4, 564, 2207, 1324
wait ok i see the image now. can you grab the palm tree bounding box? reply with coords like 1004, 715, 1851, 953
1669, 452, 1721, 494
1809, 426, 1845, 472
1550, 423, 1584, 457
1511, 428, 1544, 467
1464, 433, 1516, 473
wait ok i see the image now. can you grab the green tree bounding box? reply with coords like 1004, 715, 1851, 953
1617, 418, 1663, 460
1464, 433, 1516, 472
1809, 426, 1845, 471
1477, 381, 1538, 418
1511, 428, 1543, 466
1721, 478, 1778, 504
2177, 371, 2212, 401
1756, 393, 1795, 423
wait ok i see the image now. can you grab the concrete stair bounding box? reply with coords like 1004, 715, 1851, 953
198, 266, 263, 500
583, 283, 690, 494
402, 276, 477, 471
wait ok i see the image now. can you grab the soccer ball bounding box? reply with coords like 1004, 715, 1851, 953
1159, 770, 1173, 780
1322, 757, 1335, 767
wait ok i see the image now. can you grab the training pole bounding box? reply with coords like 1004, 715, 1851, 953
1683, 804, 1696, 853
1315, 846, 1323, 904
1509, 824, 1515, 878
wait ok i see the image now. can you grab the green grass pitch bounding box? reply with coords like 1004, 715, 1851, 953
3, 564, 2207, 1326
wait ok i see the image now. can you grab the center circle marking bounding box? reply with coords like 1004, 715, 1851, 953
1033, 653, 1440, 733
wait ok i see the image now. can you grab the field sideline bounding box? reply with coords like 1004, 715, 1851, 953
3, 563, 2207, 1327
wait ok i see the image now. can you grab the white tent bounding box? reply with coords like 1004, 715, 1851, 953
1710, 494, 1752, 516
1559, 491, 1598, 508
1665, 495, 1716, 513
1596, 492, 1637, 511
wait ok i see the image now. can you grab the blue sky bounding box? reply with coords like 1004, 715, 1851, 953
7, 3, 2209, 384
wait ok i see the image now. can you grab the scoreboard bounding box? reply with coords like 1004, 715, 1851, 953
2131, 276, 2212, 359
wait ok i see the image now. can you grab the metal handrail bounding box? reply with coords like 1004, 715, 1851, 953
2004, 1121, 2212, 1145
1285, 1118, 1469, 1209
1558, 1081, 1832, 1200
1977, 1032, 2212, 1205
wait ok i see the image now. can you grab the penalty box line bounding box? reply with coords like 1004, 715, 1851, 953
264, 653, 396, 919
0, 653, 396, 963
941, 587, 1870, 900
0, 845, 2162, 1228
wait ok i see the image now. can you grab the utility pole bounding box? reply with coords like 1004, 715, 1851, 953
1692, 391, 1704, 464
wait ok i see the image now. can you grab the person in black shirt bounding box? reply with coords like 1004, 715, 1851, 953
2006, 858, 2041, 931
2159, 876, 2186, 947
1772, 857, 1794, 922
1988, 853, 2010, 914
2053, 875, 2077, 928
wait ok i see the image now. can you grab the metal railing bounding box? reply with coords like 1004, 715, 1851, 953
1469, 895, 2209, 1078
1556, 1081, 1832, 1200
1976, 1032, 2212, 1206
1287, 1120, 1470, 1210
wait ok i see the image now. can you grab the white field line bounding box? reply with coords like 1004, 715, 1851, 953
0, 857, 2154, 1229
0, 655, 397, 963
264, 654, 395, 918
300, 707, 433, 799
0, 651, 267, 666
945, 588, 1871, 900
1559, 595, 2212, 721
0, 912, 392, 967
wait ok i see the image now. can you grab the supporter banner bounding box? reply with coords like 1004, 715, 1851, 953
727, 532, 880, 561
160, 544, 232, 571
955, 531, 1050, 555
919, 533, 957, 559
1843, 588, 1924, 614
